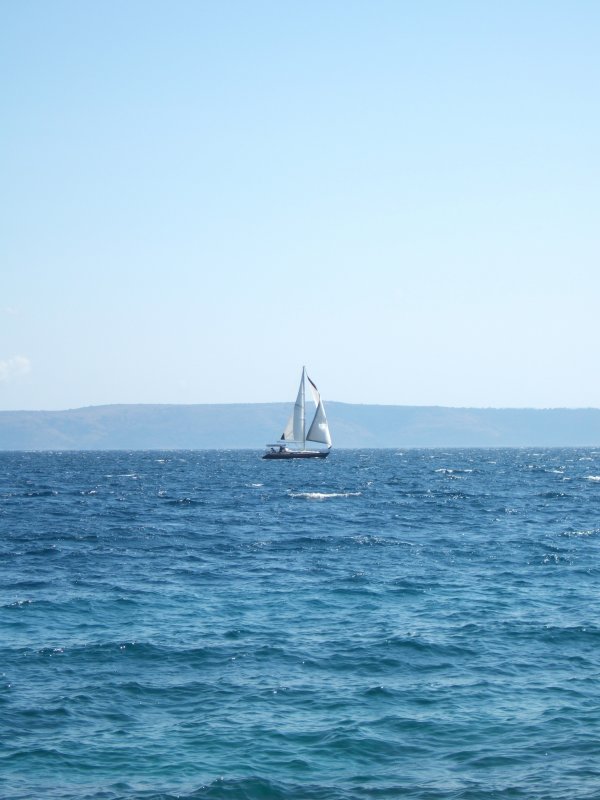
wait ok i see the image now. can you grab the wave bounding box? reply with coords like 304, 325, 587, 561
2, 777, 362, 800
434, 468, 473, 474
160, 497, 207, 506
289, 491, 362, 500
562, 527, 600, 537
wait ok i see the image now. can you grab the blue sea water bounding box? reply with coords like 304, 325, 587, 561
2, 449, 600, 800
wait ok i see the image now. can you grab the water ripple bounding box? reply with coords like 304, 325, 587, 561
2, 449, 600, 799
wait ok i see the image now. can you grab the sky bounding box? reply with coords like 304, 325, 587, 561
2, 0, 599, 410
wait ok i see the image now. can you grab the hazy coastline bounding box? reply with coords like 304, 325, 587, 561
2, 402, 600, 450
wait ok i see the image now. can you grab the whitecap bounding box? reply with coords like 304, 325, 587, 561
586, 475, 600, 482
289, 491, 362, 500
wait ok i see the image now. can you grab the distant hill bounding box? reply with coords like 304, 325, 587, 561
1, 402, 600, 450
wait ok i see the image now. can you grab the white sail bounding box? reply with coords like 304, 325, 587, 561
281, 370, 305, 442
306, 398, 332, 446
306, 373, 321, 407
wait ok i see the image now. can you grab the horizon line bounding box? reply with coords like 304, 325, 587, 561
2, 401, 600, 413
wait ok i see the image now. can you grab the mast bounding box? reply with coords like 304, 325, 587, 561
301, 365, 306, 450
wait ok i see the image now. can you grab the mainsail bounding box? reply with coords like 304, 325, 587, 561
281, 371, 305, 442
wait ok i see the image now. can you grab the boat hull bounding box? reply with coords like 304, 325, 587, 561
263, 450, 330, 460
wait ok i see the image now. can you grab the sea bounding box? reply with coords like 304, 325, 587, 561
2, 449, 600, 800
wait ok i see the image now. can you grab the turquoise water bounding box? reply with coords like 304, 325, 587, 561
2, 449, 600, 799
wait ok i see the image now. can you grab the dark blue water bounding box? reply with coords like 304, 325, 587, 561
2, 449, 600, 799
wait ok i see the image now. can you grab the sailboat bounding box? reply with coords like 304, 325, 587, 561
263, 367, 332, 459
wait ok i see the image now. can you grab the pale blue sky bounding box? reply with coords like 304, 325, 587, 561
2, 1, 599, 410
